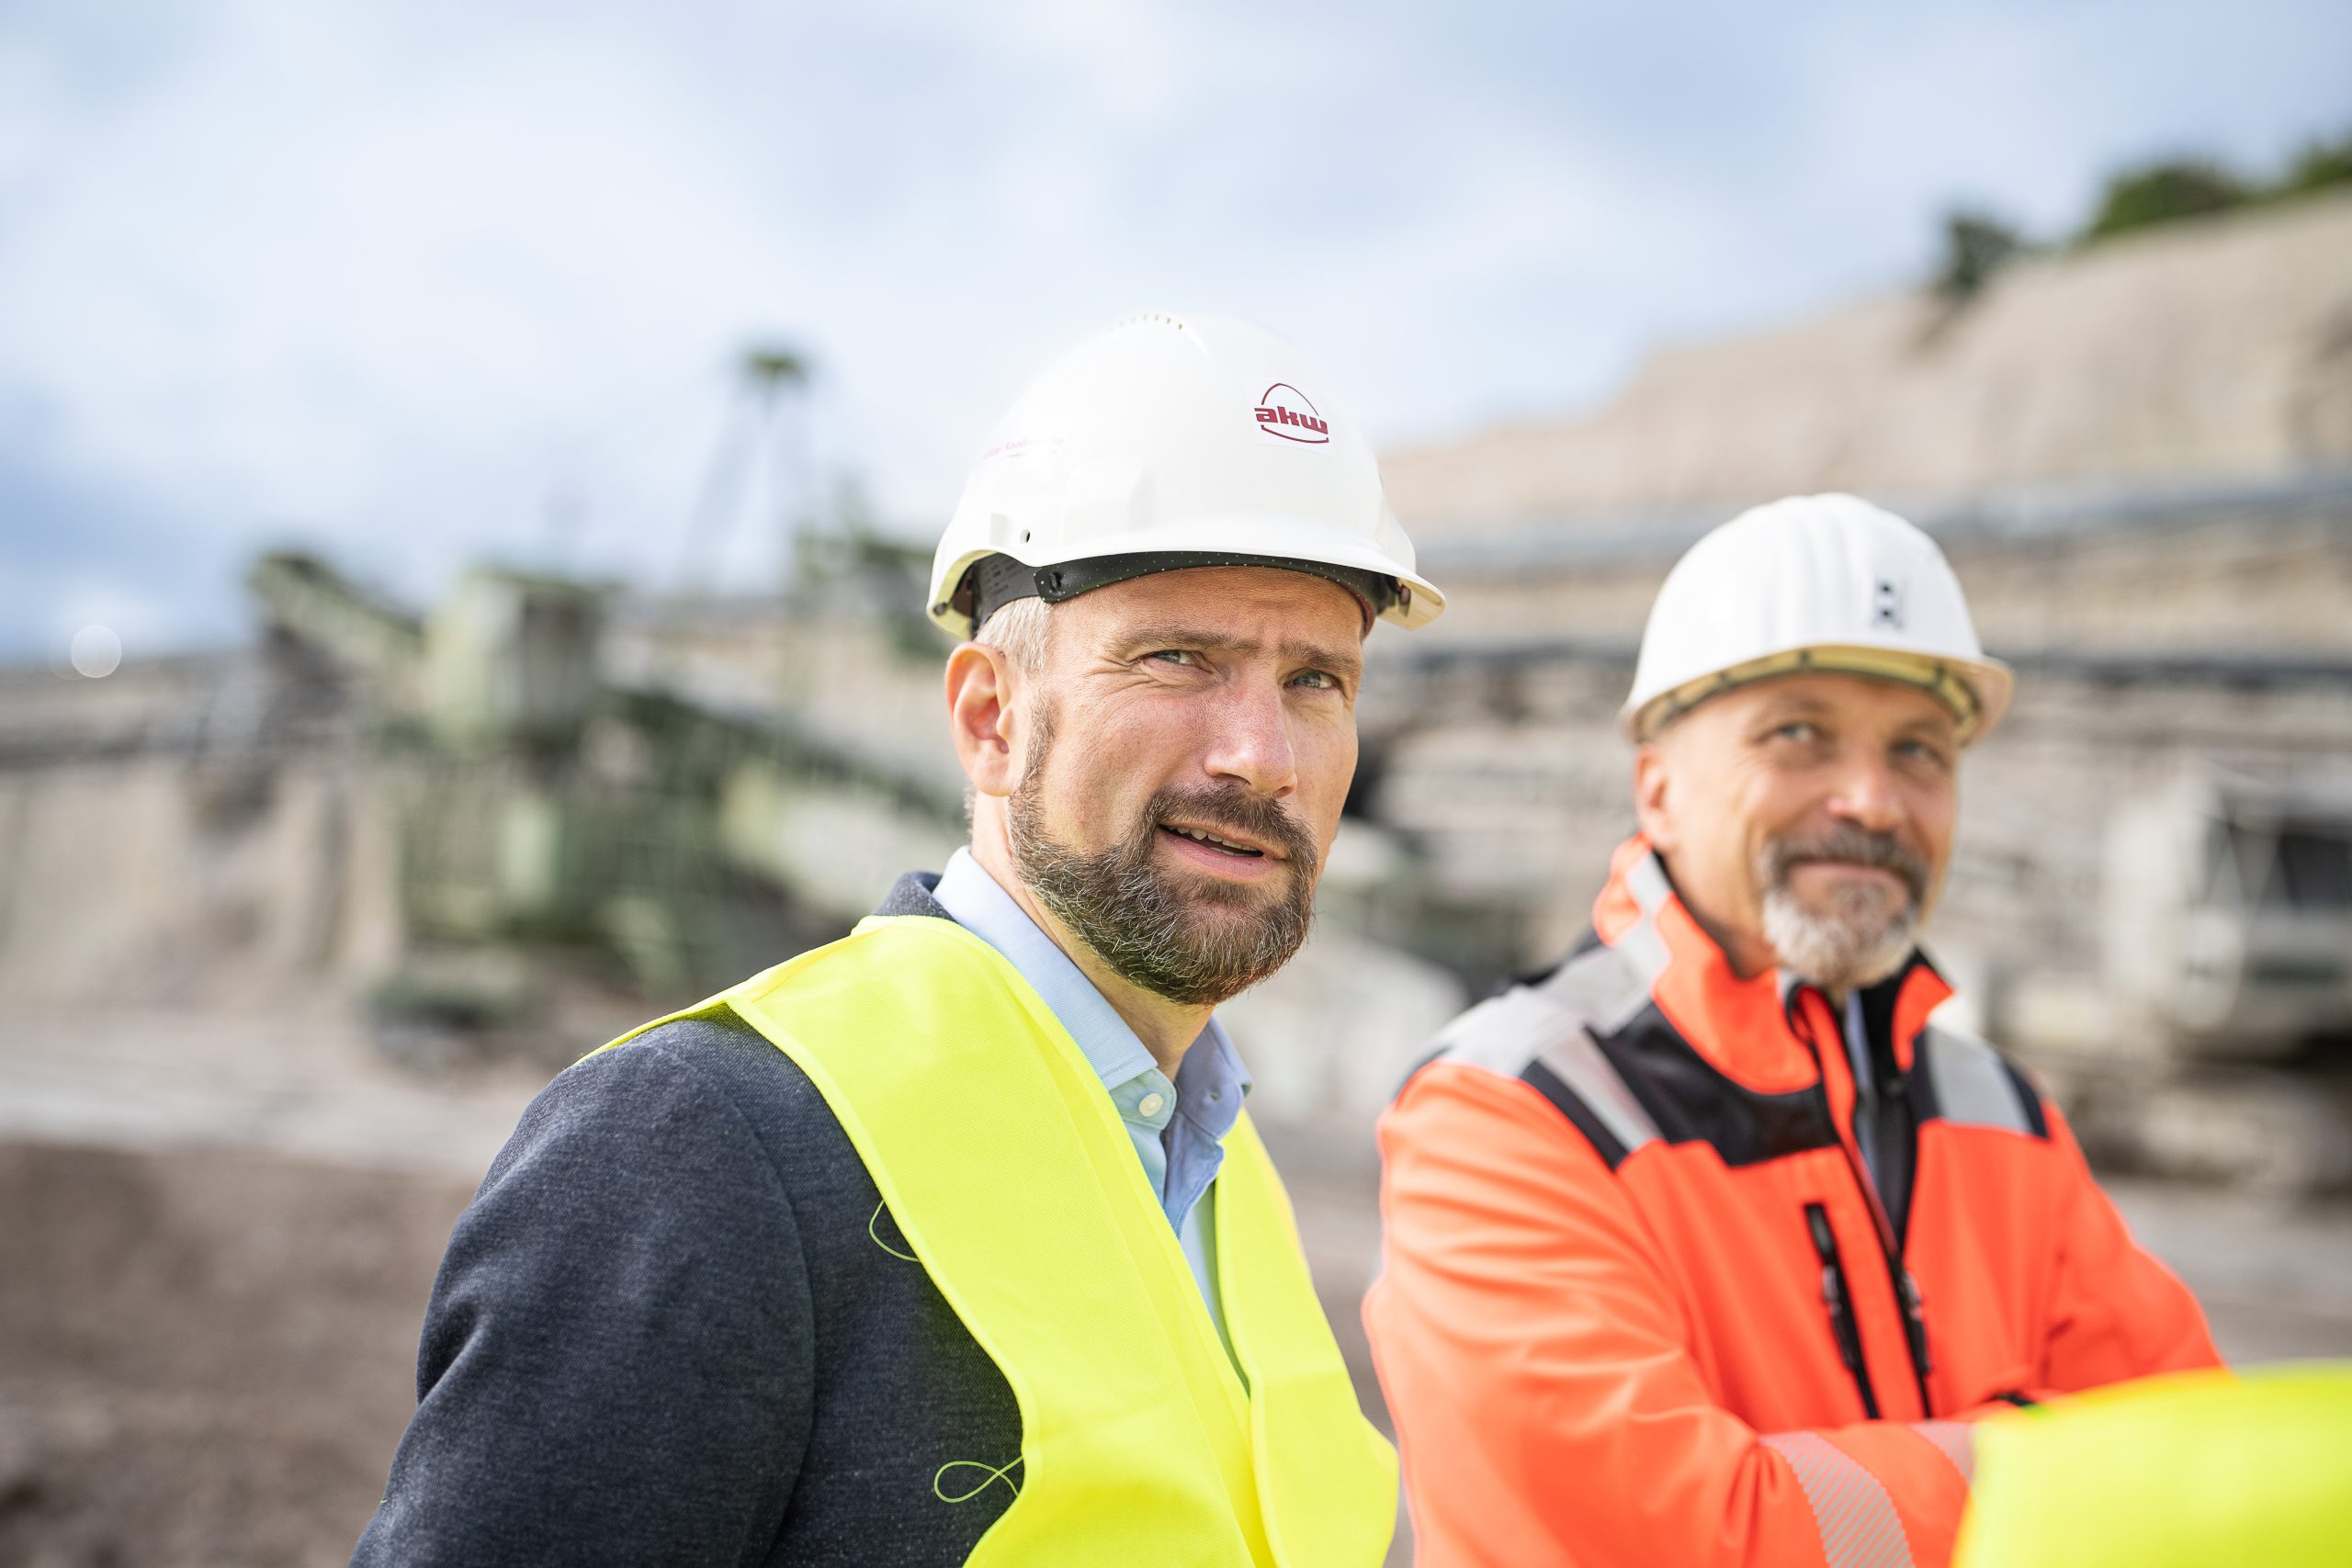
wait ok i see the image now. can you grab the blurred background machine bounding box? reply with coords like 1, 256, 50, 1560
2107, 769, 2352, 1055
164, 543, 967, 1064
2090, 769, 2352, 1194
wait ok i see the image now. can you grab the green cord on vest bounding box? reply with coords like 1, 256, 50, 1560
933, 1454, 1023, 1505
868, 1200, 919, 1262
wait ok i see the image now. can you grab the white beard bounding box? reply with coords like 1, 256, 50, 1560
1760, 878, 1918, 994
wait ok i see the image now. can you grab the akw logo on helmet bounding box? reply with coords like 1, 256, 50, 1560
1254, 383, 1329, 444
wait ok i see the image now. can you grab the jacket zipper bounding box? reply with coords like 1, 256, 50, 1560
1792, 991, 1937, 1418
1804, 1201, 1880, 1419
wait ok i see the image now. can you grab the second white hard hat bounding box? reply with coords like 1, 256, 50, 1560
1622, 493, 2013, 746
927, 311, 1444, 637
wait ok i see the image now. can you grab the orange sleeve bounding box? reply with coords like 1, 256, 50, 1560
2030, 1100, 2222, 1393
1366, 1062, 1975, 1568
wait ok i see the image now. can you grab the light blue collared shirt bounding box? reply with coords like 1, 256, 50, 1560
932, 848, 1250, 1348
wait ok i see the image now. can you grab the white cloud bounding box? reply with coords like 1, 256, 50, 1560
5, 13, 796, 520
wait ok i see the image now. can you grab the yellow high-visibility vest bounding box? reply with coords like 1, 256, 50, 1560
603, 913, 1397, 1567
1953, 1364, 2352, 1567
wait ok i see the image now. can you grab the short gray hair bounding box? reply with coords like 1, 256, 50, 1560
972, 595, 1052, 677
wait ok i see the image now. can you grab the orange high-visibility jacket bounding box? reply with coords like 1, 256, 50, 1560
1365, 837, 2221, 1568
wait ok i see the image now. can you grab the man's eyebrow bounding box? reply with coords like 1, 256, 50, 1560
1112, 625, 1363, 678
1892, 713, 1958, 745
1755, 694, 1836, 721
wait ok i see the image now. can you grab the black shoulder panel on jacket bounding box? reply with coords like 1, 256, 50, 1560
1423, 937, 1835, 1173
1519, 1056, 1634, 1170
1594, 1003, 1838, 1168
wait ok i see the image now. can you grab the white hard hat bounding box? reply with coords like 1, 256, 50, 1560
1622, 493, 2013, 746
927, 311, 1444, 637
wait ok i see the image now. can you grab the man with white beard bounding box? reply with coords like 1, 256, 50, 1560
1366, 494, 2220, 1568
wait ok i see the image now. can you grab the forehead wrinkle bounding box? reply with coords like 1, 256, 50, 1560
1104, 621, 1250, 656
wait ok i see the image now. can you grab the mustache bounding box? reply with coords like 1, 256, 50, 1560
1762, 824, 1929, 904
1148, 784, 1320, 868
1009, 774, 1320, 1007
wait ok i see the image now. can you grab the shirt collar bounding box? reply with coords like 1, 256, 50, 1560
1171, 1013, 1250, 1143
934, 847, 1226, 1100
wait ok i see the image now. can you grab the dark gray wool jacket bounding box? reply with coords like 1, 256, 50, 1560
352, 874, 1023, 1567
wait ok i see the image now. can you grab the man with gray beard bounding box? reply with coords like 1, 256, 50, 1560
1367, 494, 2218, 1568
356, 312, 1441, 1567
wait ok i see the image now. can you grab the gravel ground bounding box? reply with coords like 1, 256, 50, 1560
0, 1140, 477, 1568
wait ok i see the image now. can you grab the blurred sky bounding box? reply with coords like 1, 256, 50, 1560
3, 0, 2347, 660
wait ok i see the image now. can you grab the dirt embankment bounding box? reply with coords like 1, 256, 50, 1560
0, 1141, 476, 1568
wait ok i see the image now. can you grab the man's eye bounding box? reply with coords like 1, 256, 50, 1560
1772, 721, 1818, 743
1291, 669, 1338, 690
1147, 649, 1195, 666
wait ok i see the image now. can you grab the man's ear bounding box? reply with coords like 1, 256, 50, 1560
945, 642, 1021, 798
1632, 740, 1678, 853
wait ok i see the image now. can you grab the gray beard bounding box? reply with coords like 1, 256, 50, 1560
1755, 825, 1929, 994
1761, 886, 1918, 995
1004, 709, 1317, 1008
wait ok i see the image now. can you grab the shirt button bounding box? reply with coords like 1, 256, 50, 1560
1137, 1092, 1166, 1118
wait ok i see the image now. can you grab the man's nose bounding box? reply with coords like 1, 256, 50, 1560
1200, 677, 1299, 798
1826, 751, 1905, 835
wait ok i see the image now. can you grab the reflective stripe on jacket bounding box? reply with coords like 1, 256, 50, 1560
1364, 836, 2221, 1568
605, 911, 1396, 1568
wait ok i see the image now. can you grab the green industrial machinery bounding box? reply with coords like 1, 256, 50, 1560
246, 549, 962, 1063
